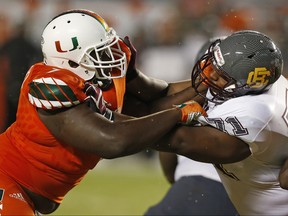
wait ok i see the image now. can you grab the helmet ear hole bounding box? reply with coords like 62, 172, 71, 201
68, 60, 79, 68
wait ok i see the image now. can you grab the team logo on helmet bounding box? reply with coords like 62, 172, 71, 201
55, 37, 79, 53
247, 67, 271, 88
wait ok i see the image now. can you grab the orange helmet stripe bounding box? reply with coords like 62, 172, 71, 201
79, 9, 109, 31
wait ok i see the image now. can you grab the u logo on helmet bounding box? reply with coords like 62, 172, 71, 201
55, 37, 79, 53
247, 67, 271, 88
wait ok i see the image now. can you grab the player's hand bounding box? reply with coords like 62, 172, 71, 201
84, 82, 113, 121
123, 36, 139, 82
175, 100, 207, 124
123, 36, 136, 71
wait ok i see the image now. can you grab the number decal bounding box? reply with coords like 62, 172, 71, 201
206, 116, 248, 136
226, 117, 248, 136
206, 118, 227, 133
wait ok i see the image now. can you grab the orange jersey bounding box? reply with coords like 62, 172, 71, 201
0, 63, 126, 203
0, 171, 36, 215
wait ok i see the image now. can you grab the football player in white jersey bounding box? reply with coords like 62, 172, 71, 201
154, 30, 288, 215
144, 38, 238, 216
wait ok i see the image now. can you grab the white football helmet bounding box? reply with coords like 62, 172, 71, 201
41, 9, 127, 81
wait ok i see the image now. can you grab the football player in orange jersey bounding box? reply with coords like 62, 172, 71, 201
0, 9, 206, 215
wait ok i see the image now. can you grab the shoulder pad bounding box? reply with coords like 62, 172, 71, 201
28, 77, 82, 110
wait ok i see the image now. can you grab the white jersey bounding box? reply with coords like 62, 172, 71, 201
199, 75, 288, 215
174, 155, 221, 182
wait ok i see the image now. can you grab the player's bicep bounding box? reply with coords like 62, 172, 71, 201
166, 80, 191, 95
37, 103, 115, 154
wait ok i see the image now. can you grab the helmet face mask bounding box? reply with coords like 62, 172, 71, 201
41, 9, 127, 83
80, 30, 127, 80
192, 40, 238, 102
192, 31, 283, 104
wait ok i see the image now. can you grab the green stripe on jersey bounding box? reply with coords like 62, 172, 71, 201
29, 82, 78, 102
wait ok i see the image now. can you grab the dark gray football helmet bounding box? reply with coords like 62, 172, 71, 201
191, 30, 283, 103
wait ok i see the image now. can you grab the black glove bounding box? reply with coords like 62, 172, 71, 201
84, 82, 113, 121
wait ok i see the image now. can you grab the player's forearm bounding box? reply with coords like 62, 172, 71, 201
149, 86, 204, 113
144, 80, 207, 114
106, 108, 182, 158
166, 80, 192, 95
40, 104, 182, 159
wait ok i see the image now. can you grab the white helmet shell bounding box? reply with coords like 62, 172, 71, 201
41, 9, 127, 81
